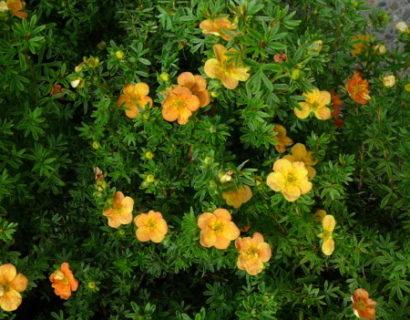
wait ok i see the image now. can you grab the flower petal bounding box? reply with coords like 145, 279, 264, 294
0, 264, 17, 283
204, 59, 220, 79
294, 102, 311, 119
177, 72, 195, 88
0, 289, 22, 311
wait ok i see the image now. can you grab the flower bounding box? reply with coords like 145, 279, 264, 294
266, 158, 312, 202
102, 191, 134, 228
159, 72, 170, 82
294, 89, 331, 120
93, 167, 103, 181
222, 185, 253, 208
199, 17, 237, 40
115, 50, 125, 60
330, 90, 344, 128
373, 43, 386, 55
350, 35, 372, 56
272, 124, 293, 153
134, 210, 168, 243
351, 289, 377, 319
317, 214, 336, 256
70, 78, 84, 89
0, 0, 27, 19
0, 264, 28, 311
395, 21, 409, 33
197, 208, 240, 249
314, 209, 327, 222
273, 53, 287, 63
346, 72, 371, 105
177, 72, 211, 107
382, 75, 396, 88
161, 86, 200, 125
50, 83, 64, 97
235, 232, 271, 275
283, 143, 317, 179
204, 44, 250, 89
49, 263, 79, 300
117, 83, 153, 119
312, 40, 323, 53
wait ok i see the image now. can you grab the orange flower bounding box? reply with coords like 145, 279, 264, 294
235, 232, 271, 275
50, 83, 64, 97
283, 143, 317, 179
199, 17, 237, 40
222, 185, 253, 208
117, 83, 153, 118
0, 264, 28, 311
102, 191, 134, 228
177, 72, 210, 107
272, 124, 293, 153
351, 289, 377, 320
49, 263, 78, 300
350, 35, 372, 56
204, 44, 250, 89
294, 89, 331, 120
134, 210, 168, 243
346, 72, 370, 105
197, 208, 240, 249
330, 90, 344, 127
161, 86, 200, 125
0, 0, 28, 19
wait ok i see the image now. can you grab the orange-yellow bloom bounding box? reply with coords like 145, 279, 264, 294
102, 191, 134, 228
49, 263, 78, 300
134, 210, 168, 243
197, 208, 240, 249
177, 72, 210, 107
272, 124, 293, 153
266, 159, 312, 202
222, 185, 253, 208
317, 214, 336, 256
235, 232, 271, 275
0, 264, 28, 311
117, 83, 153, 118
294, 89, 331, 120
0, 0, 28, 18
283, 143, 317, 179
351, 289, 377, 320
204, 44, 250, 89
314, 209, 327, 222
199, 17, 237, 40
346, 72, 371, 105
350, 35, 372, 56
330, 90, 344, 127
162, 86, 200, 125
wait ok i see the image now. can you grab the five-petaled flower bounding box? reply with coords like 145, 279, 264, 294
266, 159, 312, 202
197, 208, 240, 249
49, 263, 79, 300
346, 72, 371, 105
222, 185, 253, 208
103, 191, 134, 228
117, 83, 153, 118
0, 0, 27, 19
272, 124, 293, 153
134, 211, 168, 243
204, 44, 250, 89
294, 89, 331, 120
162, 86, 200, 125
177, 72, 211, 108
317, 213, 336, 256
235, 232, 271, 275
351, 288, 377, 320
283, 143, 317, 179
199, 17, 237, 40
0, 264, 28, 311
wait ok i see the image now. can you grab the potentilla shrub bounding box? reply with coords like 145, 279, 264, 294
0, 0, 409, 319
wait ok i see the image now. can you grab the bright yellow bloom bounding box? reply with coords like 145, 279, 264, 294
199, 17, 237, 40
283, 143, 317, 179
272, 124, 293, 153
102, 191, 134, 228
222, 185, 253, 208
350, 34, 372, 56
117, 83, 153, 119
266, 159, 312, 202
197, 208, 240, 249
134, 211, 168, 243
317, 214, 336, 256
235, 232, 271, 275
294, 89, 331, 120
204, 44, 250, 89
0, 264, 28, 311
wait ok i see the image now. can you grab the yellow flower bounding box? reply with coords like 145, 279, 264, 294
266, 159, 312, 202
222, 185, 253, 208
317, 214, 336, 256
204, 44, 250, 89
235, 232, 271, 275
117, 83, 153, 119
294, 89, 331, 120
161, 86, 200, 125
197, 208, 240, 249
395, 21, 409, 33
115, 50, 125, 60
373, 43, 386, 55
102, 191, 134, 228
283, 143, 317, 179
382, 75, 396, 88
350, 34, 372, 56
0, 264, 28, 311
272, 124, 293, 153
199, 17, 237, 40
134, 211, 168, 243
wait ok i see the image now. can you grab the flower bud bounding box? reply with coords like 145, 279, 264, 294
312, 40, 323, 53
92, 141, 101, 150
115, 50, 125, 60
97, 41, 106, 50
145, 174, 155, 183
395, 21, 409, 33
290, 69, 301, 80
219, 173, 232, 183
383, 75, 396, 88
144, 151, 154, 160
373, 43, 387, 55
159, 72, 170, 82
404, 83, 410, 92
70, 78, 84, 88
210, 91, 219, 98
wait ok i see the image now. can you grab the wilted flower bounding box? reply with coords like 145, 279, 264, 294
294, 89, 331, 120
199, 17, 237, 40
330, 90, 344, 127
222, 185, 253, 208
274, 53, 287, 63
283, 143, 317, 179
382, 75, 396, 88
350, 34, 372, 56
70, 78, 84, 89
272, 124, 293, 153
49, 263, 78, 300
373, 43, 387, 55
102, 191, 134, 228
266, 159, 312, 202
317, 214, 336, 256
161, 86, 200, 125
50, 83, 64, 97
134, 210, 168, 243
351, 289, 377, 320
0, 0, 27, 19
117, 83, 153, 118
395, 21, 409, 33
204, 44, 250, 89
0, 264, 28, 311
177, 72, 210, 107
346, 72, 371, 105
235, 232, 271, 275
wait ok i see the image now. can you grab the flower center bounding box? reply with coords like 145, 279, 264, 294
355, 300, 367, 311
311, 101, 319, 110
211, 220, 224, 232
245, 246, 259, 258
174, 99, 186, 109
287, 173, 297, 184
146, 219, 157, 231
